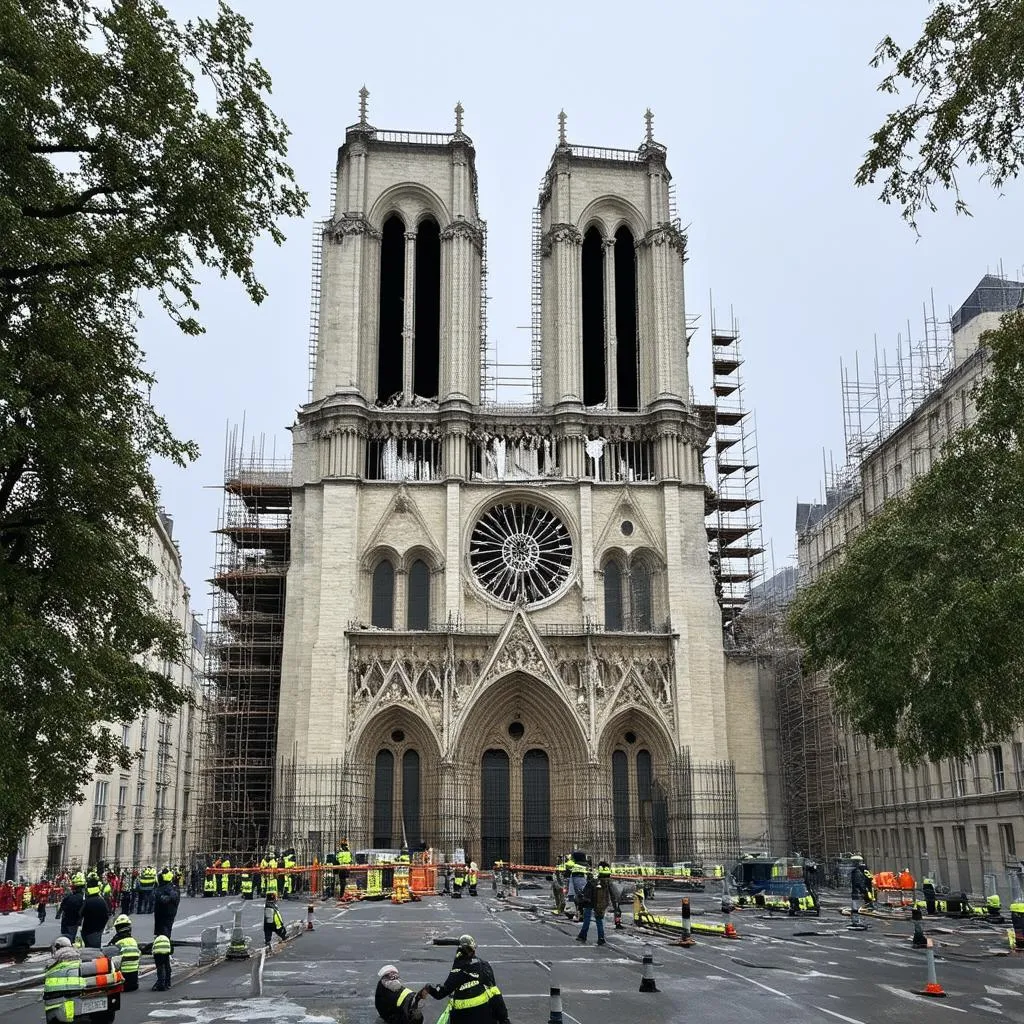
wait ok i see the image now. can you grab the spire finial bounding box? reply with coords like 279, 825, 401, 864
455, 101, 464, 135
644, 108, 654, 144
558, 109, 567, 146
358, 85, 369, 125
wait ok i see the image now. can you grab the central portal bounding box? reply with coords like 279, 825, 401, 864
457, 671, 588, 866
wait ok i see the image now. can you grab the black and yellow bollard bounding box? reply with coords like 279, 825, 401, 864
677, 898, 695, 947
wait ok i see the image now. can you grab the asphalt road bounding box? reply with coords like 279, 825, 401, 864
4, 890, 1024, 1022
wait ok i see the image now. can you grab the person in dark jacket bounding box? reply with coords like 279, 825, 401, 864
575, 865, 610, 945
80, 879, 110, 947
421, 934, 509, 1023
375, 964, 425, 1024
850, 862, 871, 923
57, 874, 85, 942
153, 867, 180, 938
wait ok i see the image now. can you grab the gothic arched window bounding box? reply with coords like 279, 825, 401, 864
407, 559, 430, 630
371, 560, 395, 628
522, 749, 551, 867
614, 226, 638, 410
480, 749, 510, 867
603, 559, 624, 631
373, 749, 394, 847
581, 226, 606, 406
402, 749, 421, 848
629, 560, 653, 632
414, 218, 441, 399
377, 214, 406, 403
612, 749, 630, 857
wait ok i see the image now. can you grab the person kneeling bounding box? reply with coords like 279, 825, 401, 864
375, 964, 424, 1024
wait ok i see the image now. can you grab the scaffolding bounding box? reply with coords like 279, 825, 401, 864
841, 293, 953, 465
704, 312, 765, 637
196, 428, 292, 859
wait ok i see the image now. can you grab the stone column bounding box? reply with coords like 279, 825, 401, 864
439, 221, 482, 404
602, 236, 618, 409
642, 226, 688, 405
402, 230, 417, 398
548, 224, 583, 408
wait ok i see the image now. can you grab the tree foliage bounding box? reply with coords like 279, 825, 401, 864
0, 0, 307, 854
856, 0, 1024, 228
788, 311, 1024, 762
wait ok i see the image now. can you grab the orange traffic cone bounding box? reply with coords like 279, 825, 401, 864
921, 938, 946, 997
724, 921, 739, 940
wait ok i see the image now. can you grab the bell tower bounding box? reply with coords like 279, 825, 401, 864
311, 91, 485, 408
539, 109, 689, 412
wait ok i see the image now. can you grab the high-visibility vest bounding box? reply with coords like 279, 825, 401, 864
151, 935, 172, 957
44, 960, 86, 1022
113, 936, 140, 976
337, 850, 352, 866
203, 874, 217, 893
220, 860, 231, 891
264, 872, 278, 895
263, 904, 284, 930
240, 874, 253, 895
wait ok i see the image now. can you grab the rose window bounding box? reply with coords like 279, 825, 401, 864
469, 502, 573, 604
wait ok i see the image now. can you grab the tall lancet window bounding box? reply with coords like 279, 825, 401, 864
414, 218, 441, 399
614, 226, 638, 410
377, 215, 406, 402
581, 226, 606, 406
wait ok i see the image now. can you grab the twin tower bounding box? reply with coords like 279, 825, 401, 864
311, 102, 690, 415
275, 97, 769, 866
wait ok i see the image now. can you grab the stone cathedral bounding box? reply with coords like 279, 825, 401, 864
273, 98, 770, 867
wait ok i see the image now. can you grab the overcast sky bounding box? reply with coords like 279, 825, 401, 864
145, 0, 1021, 614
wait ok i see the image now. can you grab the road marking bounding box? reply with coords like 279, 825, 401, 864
814, 1008, 868, 1024
877, 984, 967, 1012
660, 947, 790, 999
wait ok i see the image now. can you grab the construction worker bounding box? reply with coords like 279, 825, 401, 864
43, 937, 85, 1023
375, 965, 425, 1024
850, 861, 871, 923
282, 849, 296, 897
151, 932, 173, 991
421, 934, 510, 1023
220, 856, 231, 896
264, 853, 279, 898
452, 864, 466, 899
240, 867, 254, 900
598, 862, 624, 929
567, 851, 588, 921
263, 891, 287, 946
337, 840, 353, 898
922, 876, 937, 915
575, 864, 610, 946
138, 865, 157, 913
80, 876, 110, 948
467, 861, 478, 897
154, 867, 179, 939
552, 855, 567, 914
56, 873, 85, 942
110, 914, 141, 991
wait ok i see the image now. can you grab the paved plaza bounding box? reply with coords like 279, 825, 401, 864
5, 891, 1024, 1022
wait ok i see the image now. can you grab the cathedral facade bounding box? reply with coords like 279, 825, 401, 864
273, 100, 770, 866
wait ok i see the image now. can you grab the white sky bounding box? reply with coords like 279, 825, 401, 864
144, 0, 1022, 611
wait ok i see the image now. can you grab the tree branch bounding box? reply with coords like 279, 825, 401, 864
21, 185, 118, 219
27, 144, 101, 155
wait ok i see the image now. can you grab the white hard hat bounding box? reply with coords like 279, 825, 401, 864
378, 964, 399, 979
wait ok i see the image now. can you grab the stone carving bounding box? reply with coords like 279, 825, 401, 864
328, 214, 381, 243
440, 219, 484, 251
640, 224, 686, 258
491, 623, 545, 679
540, 223, 582, 256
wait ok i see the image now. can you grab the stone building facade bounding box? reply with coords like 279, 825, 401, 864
796, 274, 1024, 894
272, 103, 770, 867
18, 511, 204, 879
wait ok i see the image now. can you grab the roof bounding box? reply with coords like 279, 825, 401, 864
951, 274, 1024, 333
